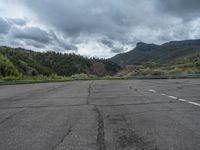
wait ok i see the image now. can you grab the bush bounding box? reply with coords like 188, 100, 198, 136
88, 74, 98, 79
49, 73, 62, 80
23, 75, 50, 81
168, 68, 183, 74
71, 73, 89, 80
1, 76, 21, 81
134, 68, 166, 76
151, 69, 166, 75
0, 54, 20, 77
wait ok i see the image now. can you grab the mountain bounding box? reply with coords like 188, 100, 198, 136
111, 39, 200, 66
0, 46, 121, 77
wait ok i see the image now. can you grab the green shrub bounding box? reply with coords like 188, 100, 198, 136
133, 67, 166, 76
50, 73, 62, 80
1, 76, 21, 81
88, 74, 98, 79
71, 73, 89, 80
168, 68, 183, 74
151, 69, 166, 75
0, 54, 20, 77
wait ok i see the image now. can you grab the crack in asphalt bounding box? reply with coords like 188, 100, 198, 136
94, 106, 106, 150
0, 109, 26, 125
0, 104, 88, 110
52, 126, 73, 150
86, 81, 93, 105
0, 101, 182, 110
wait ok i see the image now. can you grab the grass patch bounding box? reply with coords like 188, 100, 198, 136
0, 73, 127, 85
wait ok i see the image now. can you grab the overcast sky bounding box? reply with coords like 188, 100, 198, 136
0, 0, 200, 58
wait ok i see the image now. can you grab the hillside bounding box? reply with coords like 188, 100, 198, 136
1, 39, 200, 80
111, 39, 200, 66
0, 46, 121, 78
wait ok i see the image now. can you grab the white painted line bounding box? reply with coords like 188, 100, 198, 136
178, 99, 187, 102
168, 96, 177, 99
147, 88, 200, 107
148, 89, 156, 93
188, 101, 200, 107
178, 98, 200, 107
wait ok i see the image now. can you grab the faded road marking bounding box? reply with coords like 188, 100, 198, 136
178, 99, 187, 102
168, 96, 177, 100
188, 101, 200, 107
148, 89, 200, 107
148, 89, 156, 93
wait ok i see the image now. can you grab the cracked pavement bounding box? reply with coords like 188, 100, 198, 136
0, 79, 200, 150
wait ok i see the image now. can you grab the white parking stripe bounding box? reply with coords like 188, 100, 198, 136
188, 101, 200, 106
147, 89, 200, 107
148, 89, 156, 93
178, 99, 187, 102
168, 96, 177, 99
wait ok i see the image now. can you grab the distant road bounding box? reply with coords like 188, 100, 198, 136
0, 79, 200, 150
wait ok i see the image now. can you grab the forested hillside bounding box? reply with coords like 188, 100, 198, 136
0, 46, 121, 78
111, 39, 200, 76
117, 52, 200, 76
1, 38, 200, 80
111, 39, 200, 66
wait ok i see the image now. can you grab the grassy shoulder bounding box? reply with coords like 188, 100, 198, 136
0, 73, 127, 85
118, 52, 200, 77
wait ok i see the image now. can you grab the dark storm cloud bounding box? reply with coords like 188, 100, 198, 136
8, 26, 78, 51
110, 47, 124, 53
157, 0, 200, 20
1, 0, 200, 57
0, 17, 26, 34
58, 42, 78, 51
24, 40, 46, 48
101, 38, 114, 49
8, 18, 27, 26
0, 17, 11, 34
50, 31, 78, 51
101, 38, 125, 53
23, 0, 200, 46
10, 26, 51, 44
22, 0, 137, 39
